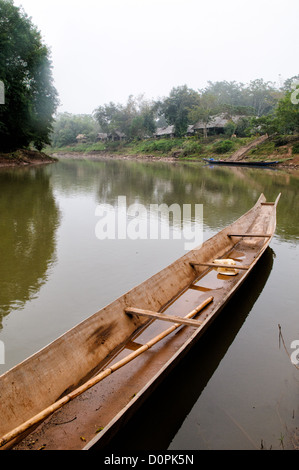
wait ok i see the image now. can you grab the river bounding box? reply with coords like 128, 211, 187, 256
0, 158, 298, 450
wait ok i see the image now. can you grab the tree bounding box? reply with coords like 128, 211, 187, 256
0, 0, 58, 152
247, 79, 299, 136
248, 114, 279, 135
280, 75, 299, 93
188, 93, 219, 139
160, 85, 200, 137
244, 79, 278, 116
201, 80, 247, 108
200, 79, 280, 117
275, 91, 299, 134
94, 94, 157, 139
93, 102, 122, 134
51, 113, 100, 148
127, 95, 156, 138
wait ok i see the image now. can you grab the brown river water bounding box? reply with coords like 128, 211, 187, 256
0, 158, 298, 450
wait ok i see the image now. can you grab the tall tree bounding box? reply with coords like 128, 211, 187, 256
0, 0, 58, 151
93, 102, 122, 134
160, 85, 200, 137
201, 80, 247, 107
201, 79, 280, 117
51, 113, 100, 148
244, 79, 278, 116
188, 93, 219, 139
246, 78, 299, 135
275, 91, 299, 134
94, 94, 157, 139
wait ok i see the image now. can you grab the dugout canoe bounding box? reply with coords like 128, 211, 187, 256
204, 158, 279, 167
0, 193, 280, 450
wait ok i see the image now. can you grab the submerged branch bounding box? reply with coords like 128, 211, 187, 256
278, 324, 299, 370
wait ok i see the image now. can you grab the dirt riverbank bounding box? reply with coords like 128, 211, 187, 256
0, 149, 57, 168
52, 150, 299, 169
52, 151, 178, 162
2, 147, 298, 169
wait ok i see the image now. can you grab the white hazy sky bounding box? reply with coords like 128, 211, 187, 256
14, 0, 299, 115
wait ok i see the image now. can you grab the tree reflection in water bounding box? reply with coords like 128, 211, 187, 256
0, 167, 60, 328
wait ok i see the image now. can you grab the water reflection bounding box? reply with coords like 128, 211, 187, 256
0, 167, 60, 328
53, 159, 299, 243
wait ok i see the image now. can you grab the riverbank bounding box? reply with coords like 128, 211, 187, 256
49, 134, 299, 169
0, 149, 57, 168
52, 151, 299, 170
52, 151, 178, 163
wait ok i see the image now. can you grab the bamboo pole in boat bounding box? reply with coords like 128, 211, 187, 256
0, 296, 213, 449
190, 262, 249, 270
228, 233, 271, 238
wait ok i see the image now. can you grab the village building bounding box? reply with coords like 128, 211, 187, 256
185, 125, 195, 137
108, 130, 126, 141
192, 114, 246, 136
76, 134, 87, 143
96, 133, 108, 142
155, 125, 175, 139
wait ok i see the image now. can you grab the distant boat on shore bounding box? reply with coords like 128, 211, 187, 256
204, 158, 279, 167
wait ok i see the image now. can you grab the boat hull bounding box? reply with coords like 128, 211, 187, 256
204, 158, 279, 167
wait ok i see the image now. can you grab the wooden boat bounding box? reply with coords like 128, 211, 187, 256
0, 193, 280, 451
204, 158, 279, 167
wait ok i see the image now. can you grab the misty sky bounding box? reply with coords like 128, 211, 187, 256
15, 0, 299, 115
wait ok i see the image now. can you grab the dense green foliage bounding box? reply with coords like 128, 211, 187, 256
94, 95, 156, 140
50, 77, 299, 149
157, 85, 200, 137
275, 90, 299, 133
134, 138, 183, 154
91, 78, 298, 144
292, 143, 299, 154
0, 0, 58, 152
50, 113, 100, 148
249, 78, 299, 135
214, 140, 235, 154
49, 75, 299, 149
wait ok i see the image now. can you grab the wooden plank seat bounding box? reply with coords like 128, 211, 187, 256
125, 307, 204, 327
125, 297, 214, 328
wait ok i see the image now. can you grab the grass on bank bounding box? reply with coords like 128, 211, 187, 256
48, 136, 254, 159
47, 134, 299, 162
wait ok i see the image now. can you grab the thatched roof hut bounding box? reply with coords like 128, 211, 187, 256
155, 125, 175, 139
96, 133, 108, 142
186, 125, 195, 136
193, 114, 246, 132
108, 130, 126, 141
76, 134, 87, 143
